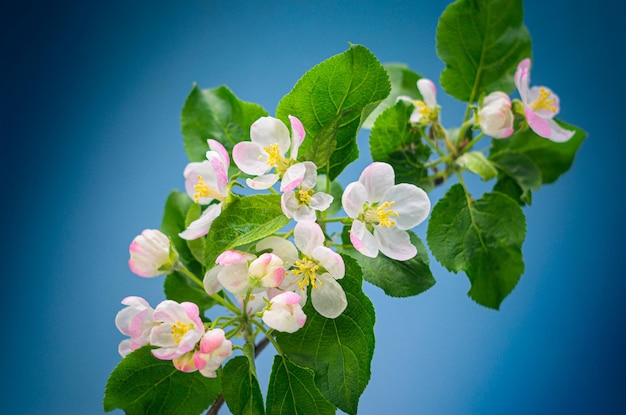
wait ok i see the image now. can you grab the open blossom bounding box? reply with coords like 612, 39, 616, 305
128, 229, 177, 277
478, 91, 514, 138
262, 291, 307, 333
286, 221, 347, 319
149, 300, 204, 361
397, 78, 439, 124
280, 161, 333, 222
179, 140, 230, 240
115, 296, 158, 357
193, 329, 233, 378
342, 162, 430, 261
514, 58, 574, 142
232, 115, 308, 191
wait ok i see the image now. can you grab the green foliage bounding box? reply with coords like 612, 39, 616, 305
160, 190, 202, 276
341, 231, 435, 297
369, 100, 431, 187
222, 356, 265, 415
103, 347, 221, 415
436, 0, 531, 102
276, 44, 390, 180
204, 194, 290, 267
363, 63, 423, 129
276, 255, 375, 414
427, 184, 526, 309
164, 271, 215, 315
490, 121, 587, 184
266, 356, 335, 415
456, 151, 499, 181
181, 84, 268, 161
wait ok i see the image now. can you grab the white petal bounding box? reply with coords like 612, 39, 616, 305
291, 205, 317, 222
350, 220, 378, 258
280, 163, 306, 192
381, 184, 430, 230
250, 116, 291, 154
203, 266, 223, 295
514, 58, 531, 104
256, 236, 299, 265
217, 263, 250, 294
374, 226, 417, 261
309, 192, 333, 211
299, 161, 318, 189
288, 115, 306, 159
312, 246, 345, 280
311, 274, 347, 319
179, 204, 222, 240
207, 139, 230, 170
342, 182, 367, 219
232, 142, 269, 176
547, 119, 575, 143
247, 174, 279, 190
417, 78, 437, 107
294, 221, 325, 256
359, 162, 395, 202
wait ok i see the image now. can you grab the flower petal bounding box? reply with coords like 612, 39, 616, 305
524, 106, 552, 138
515, 58, 531, 103
349, 220, 378, 258
207, 139, 230, 171
203, 265, 223, 295
341, 182, 367, 219
374, 226, 417, 261
217, 263, 250, 294
312, 245, 345, 280
250, 116, 291, 154
359, 162, 395, 202
280, 163, 306, 192
256, 236, 299, 265
246, 174, 279, 190
179, 204, 222, 240
294, 221, 325, 256
288, 115, 306, 159
381, 184, 430, 230
233, 141, 270, 176
309, 192, 333, 211
311, 273, 347, 319
546, 119, 575, 143
417, 78, 437, 107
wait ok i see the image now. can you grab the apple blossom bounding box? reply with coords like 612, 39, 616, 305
397, 78, 440, 124
149, 300, 205, 361
179, 140, 231, 240
262, 291, 307, 333
280, 161, 333, 222
115, 296, 158, 357
128, 229, 177, 278
514, 58, 574, 142
478, 91, 514, 138
232, 115, 309, 191
193, 329, 233, 378
342, 162, 430, 261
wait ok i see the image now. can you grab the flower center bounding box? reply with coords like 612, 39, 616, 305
290, 257, 322, 290
193, 175, 224, 203
263, 143, 281, 167
363, 201, 399, 228
412, 100, 438, 123
171, 321, 193, 344
529, 87, 557, 113
296, 187, 313, 206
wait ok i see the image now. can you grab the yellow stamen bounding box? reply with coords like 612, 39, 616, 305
290, 257, 322, 290
193, 175, 210, 203
529, 87, 557, 113
415, 100, 431, 117
297, 187, 313, 206
262, 143, 281, 167
377, 201, 399, 228
171, 321, 193, 344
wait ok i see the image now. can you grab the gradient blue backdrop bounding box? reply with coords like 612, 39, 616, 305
3, 0, 625, 413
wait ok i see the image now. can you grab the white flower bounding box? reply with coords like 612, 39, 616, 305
514, 58, 574, 142
397, 78, 439, 124
478, 91, 514, 139
128, 229, 176, 277
342, 162, 430, 261
280, 162, 333, 222
149, 300, 205, 361
262, 291, 307, 333
179, 140, 231, 240
115, 296, 158, 357
193, 329, 233, 378
232, 115, 309, 191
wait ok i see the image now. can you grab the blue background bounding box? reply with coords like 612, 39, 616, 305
3, 0, 625, 413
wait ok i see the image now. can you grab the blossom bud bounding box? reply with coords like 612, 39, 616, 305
478, 91, 514, 139
128, 229, 177, 277
262, 291, 307, 333
193, 329, 233, 378
115, 296, 158, 357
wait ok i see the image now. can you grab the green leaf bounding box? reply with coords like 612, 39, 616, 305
427, 184, 526, 309
266, 356, 335, 415
369, 100, 431, 187
493, 174, 532, 206
490, 151, 541, 204
163, 271, 215, 315
181, 84, 268, 161
161, 190, 202, 276
363, 63, 423, 129
276, 255, 375, 414
490, 121, 586, 184
103, 347, 221, 415
340, 231, 435, 297
276, 44, 390, 180
456, 151, 498, 181
222, 356, 265, 415
301, 110, 348, 169
204, 194, 290, 267
436, 0, 531, 102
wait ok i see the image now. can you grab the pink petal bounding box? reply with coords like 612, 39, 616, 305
280, 163, 306, 192
525, 106, 552, 138
350, 220, 378, 258
288, 115, 306, 159
207, 139, 230, 170
232, 142, 269, 175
